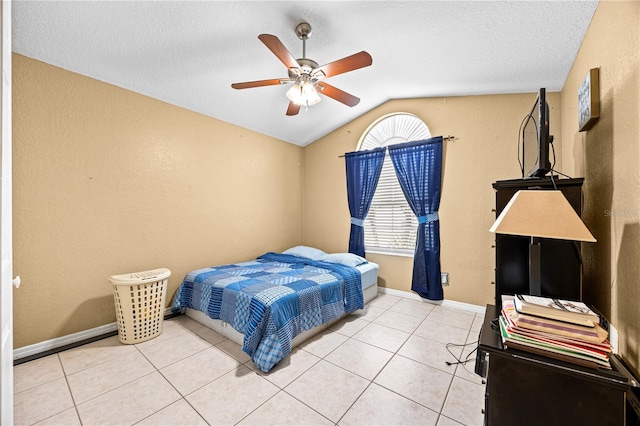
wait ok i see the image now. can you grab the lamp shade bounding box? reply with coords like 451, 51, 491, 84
489, 190, 596, 242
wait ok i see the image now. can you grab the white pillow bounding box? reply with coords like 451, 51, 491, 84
320, 253, 368, 267
282, 245, 327, 260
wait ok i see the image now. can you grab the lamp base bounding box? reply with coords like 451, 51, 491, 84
529, 237, 541, 296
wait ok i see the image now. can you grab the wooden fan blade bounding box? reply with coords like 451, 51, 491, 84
316, 51, 372, 78
231, 78, 289, 89
258, 34, 300, 70
316, 82, 360, 107
286, 101, 301, 116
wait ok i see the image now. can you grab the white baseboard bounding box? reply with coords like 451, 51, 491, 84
13, 308, 174, 361
378, 287, 486, 314
13, 323, 118, 361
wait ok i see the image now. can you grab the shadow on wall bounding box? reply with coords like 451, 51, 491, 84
617, 223, 640, 378
613, 63, 640, 377
60, 294, 116, 337
581, 86, 614, 319
377, 276, 387, 289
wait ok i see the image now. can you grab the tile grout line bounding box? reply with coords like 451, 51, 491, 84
334, 319, 407, 425
67, 345, 165, 409
58, 352, 84, 425
164, 321, 328, 426
21, 353, 81, 426
147, 346, 207, 425
341, 298, 434, 422
142, 321, 267, 425
344, 298, 451, 424
69, 329, 204, 425
372, 300, 482, 424
280, 388, 338, 426
135, 326, 245, 425
12, 356, 64, 396
279, 298, 403, 426
233, 340, 332, 425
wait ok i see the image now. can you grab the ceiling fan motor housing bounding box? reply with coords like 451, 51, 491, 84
288, 58, 322, 80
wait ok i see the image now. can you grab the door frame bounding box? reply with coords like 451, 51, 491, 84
0, 0, 13, 423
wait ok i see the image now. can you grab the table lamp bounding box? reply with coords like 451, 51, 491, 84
489, 190, 596, 297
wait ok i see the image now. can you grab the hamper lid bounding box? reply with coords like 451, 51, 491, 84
109, 268, 171, 285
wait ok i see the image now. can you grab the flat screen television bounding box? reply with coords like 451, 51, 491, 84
522, 88, 553, 178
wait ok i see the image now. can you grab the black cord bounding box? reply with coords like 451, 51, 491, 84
550, 169, 574, 179
517, 111, 536, 178
445, 341, 478, 366
547, 135, 577, 181
550, 135, 557, 171
519, 96, 540, 178
517, 115, 527, 178
548, 138, 558, 190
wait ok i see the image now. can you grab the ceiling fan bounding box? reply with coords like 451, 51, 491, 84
231, 22, 373, 116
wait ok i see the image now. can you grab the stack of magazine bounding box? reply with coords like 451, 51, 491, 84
499, 295, 612, 369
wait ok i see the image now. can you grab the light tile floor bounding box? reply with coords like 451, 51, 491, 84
13, 293, 486, 426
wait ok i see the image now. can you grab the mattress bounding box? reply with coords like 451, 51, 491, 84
358, 261, 379, 290
185, 261, 379, 352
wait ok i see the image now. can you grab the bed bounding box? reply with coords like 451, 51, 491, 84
171, 246, 379, 372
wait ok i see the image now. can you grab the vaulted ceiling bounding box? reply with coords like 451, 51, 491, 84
12, 1, 599, 146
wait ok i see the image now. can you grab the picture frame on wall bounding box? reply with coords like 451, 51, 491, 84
578, 68, 600, 132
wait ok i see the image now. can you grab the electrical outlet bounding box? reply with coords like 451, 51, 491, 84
441, 272, 449, 286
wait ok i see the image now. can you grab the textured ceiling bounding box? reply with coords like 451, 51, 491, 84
12, 1, 599, 146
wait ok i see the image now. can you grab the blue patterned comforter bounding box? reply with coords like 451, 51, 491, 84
171, 252, 363, 372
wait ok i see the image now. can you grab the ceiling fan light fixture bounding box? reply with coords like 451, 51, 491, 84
286, 80, 321, 107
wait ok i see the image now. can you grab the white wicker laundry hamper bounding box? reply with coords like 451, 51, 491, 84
109, 268, 171, 344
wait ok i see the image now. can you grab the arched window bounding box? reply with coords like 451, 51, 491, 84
357, 113, 431, 256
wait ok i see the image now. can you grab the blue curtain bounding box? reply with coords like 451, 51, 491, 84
388, 136, 444, 300
344, 147, 386, 257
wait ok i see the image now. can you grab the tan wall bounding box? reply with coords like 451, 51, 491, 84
303, 93, 562, 307
559, 1, 640, 375
13, 54, 303, 348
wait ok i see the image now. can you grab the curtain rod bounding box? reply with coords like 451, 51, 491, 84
338, 135, 457, 158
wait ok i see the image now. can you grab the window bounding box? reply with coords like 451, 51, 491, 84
357, 113, 431, 256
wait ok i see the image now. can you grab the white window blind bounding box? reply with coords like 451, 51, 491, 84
358, 113, 431, 256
